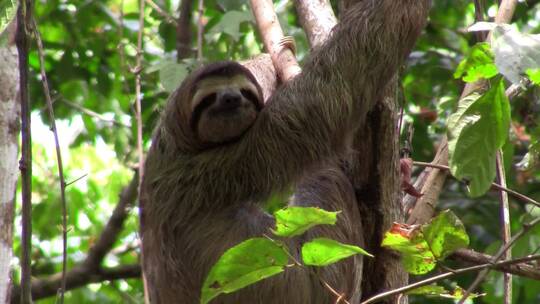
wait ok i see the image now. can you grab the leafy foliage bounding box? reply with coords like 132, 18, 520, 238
202, 205, 370, 302
301, 238, 372, 266
8, 0, 540, 303
382, 210, 469, 275
448, 79, 511, 197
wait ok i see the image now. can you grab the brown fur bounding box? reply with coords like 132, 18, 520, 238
141, 1, 430, 303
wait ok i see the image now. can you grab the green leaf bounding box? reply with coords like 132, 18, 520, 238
448, 79, 511, 197
201, 238, 289, 304
273, 207, 338, 237
205, 10, 252, 42
526, 68, 540, 85
301, 238, 372, 266
406, 284, 447, 295
422, 210, 469, 259
454, 43, 498, 82
381, 226, 436, 275
0, 0, 16, 35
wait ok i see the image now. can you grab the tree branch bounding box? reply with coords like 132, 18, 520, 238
176, 0, 193, 60
294, 0, 337, 48
15, 0, 34, 302
450, 248, 540, 280
361, 254, 540, 304
10, 175, 139, 302
84, 175, 138, 270
249, 0, 301, 81
10, 264, 141, 302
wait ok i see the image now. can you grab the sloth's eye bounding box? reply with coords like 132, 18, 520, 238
199, 93, 217, 108
240, 89, 259, 105
191, 93, 217, 131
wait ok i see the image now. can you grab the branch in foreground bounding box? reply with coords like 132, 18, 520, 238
10, 264, 141, 302
249, 0, 301, 81
294, 0, 336, 48
361, 254, 540, 304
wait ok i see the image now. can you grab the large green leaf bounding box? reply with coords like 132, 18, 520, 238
272, 207, 338, 237
448, 79, 511, 197
201, 238, 289, 304
301, 238, 372, 266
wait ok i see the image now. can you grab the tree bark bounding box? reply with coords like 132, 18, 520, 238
0, 20, 20, 304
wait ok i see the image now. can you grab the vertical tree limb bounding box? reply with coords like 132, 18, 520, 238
15, 0, 33, 302
0, 20, 19, 304
177, 0, 193, 60
495, 151, 512, 304
196, 0, 204, 61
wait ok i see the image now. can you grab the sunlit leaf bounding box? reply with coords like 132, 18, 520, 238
273, 207, 338, 237
422, 210, 469, 259
382, 224, 436, 275
301, 238, 372, 266
527, 68, 540, 85
454, 43, 498, 82
201, 238, 288, 304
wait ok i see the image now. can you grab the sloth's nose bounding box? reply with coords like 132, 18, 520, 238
218, 91, 242, 110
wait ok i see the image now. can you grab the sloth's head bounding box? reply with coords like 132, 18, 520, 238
167, 61, 263, 149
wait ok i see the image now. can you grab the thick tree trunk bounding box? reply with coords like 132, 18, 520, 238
0, 22, 20, 304
347, 80, 407, 302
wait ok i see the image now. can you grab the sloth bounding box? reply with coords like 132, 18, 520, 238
140, 1, 430, 303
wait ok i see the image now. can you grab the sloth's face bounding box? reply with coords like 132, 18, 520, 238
190, 75, 262, 145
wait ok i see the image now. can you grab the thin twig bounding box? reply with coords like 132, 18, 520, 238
61, 99, 130, 128
15, 0, 33, 302
145, 0, 176, 24
33, 18, 69, 303
495, 151, 512, 304
457, 216, 540, 304
134, 2, 149, 303
361, 254, 540, 304
412, 161, 540, 208
65, 173, 88, 187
